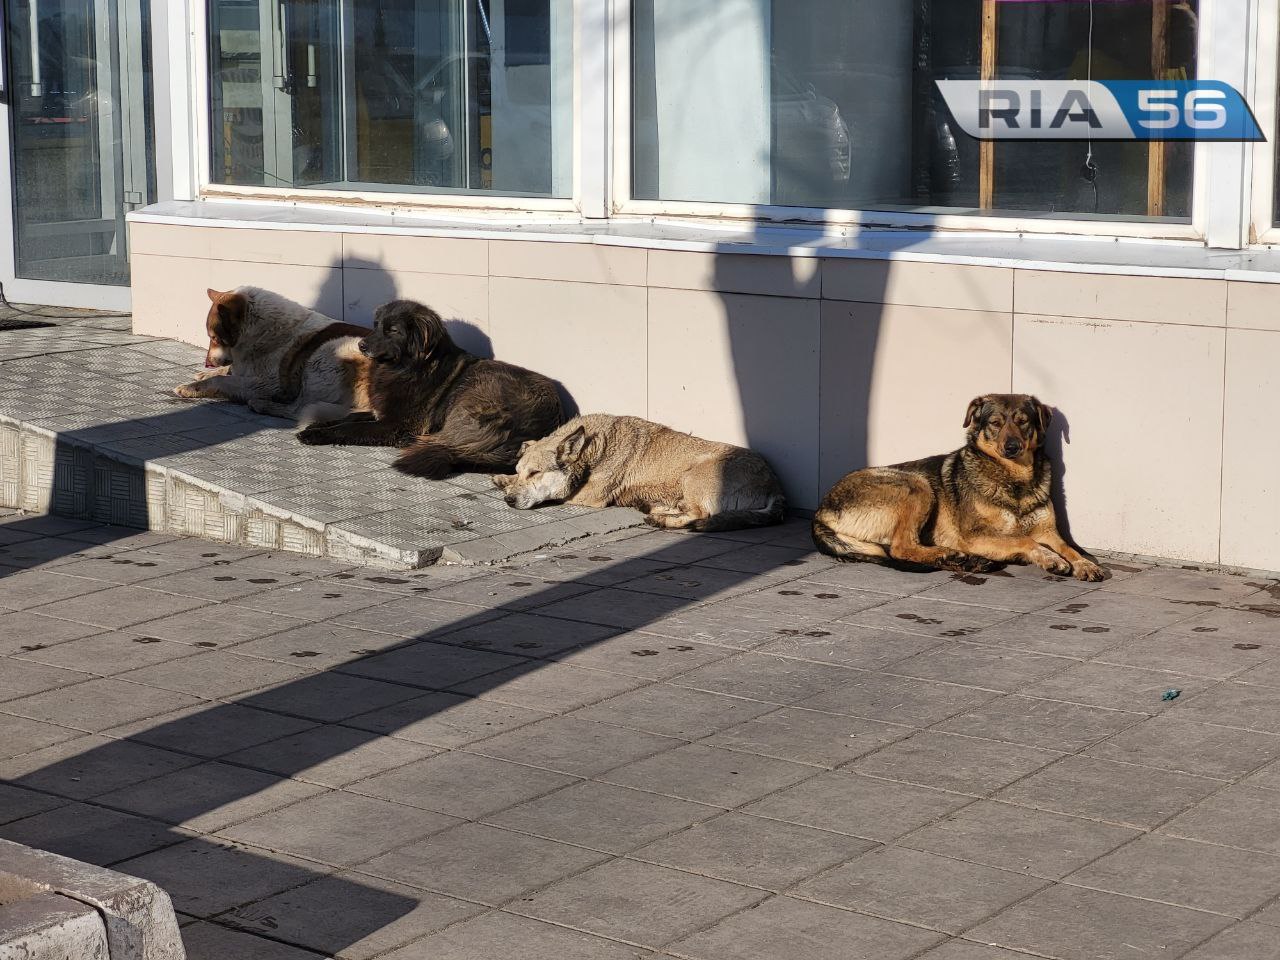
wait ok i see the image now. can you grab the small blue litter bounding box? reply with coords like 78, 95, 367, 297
1162, 688, 1182, 702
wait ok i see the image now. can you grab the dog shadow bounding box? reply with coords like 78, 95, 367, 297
1044, 406, 1092, 557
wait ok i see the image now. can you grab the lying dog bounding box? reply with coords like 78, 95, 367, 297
812, 394, 1102, 580
495, 414, 787, 532
174, 287, 371, 420
298, 299, 564, 479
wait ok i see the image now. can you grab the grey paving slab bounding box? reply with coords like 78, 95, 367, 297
219, 790, 460, 866
341, 691, 552, 749
107, 702, 316, 758
16, 632, 199, 676
0, 784, 69, 826
28, 585, 209, 630
1084, 715, 1280, 780
742, 771, 971, 842
471, 715, 682, 778
966, 884, 1232, 960
0, 658, 92, 702
512, 858, 767, 948
2, 676, 201, 732
351, 751, 576, 819
0, 569, 116, 609
702, 708, 914, 768
222, 872, 485, 960
448, 661, 649, 712
361, 822, 607, 904
792, 845, 1049, 934
0, 802, 178, 866
570, 683, 776, 739
991, 756, 1223, 829
95, 761, 325, 832
1181, 923, 1280, 960
0, 713, 83, 759
936, 695, 1145, 752
117, 651, 307, 699
338, 640, 526, 692
888, 642, 1074, 692
225, 724, 440, 787
753, 623, 942, 671
486, 780, 718, 855
128, 605, 309, 646
849, 731, 1064, 797
668, 893, 945, 960
431, 611, 619, 658
379, 911, 654, 960
839, 596, 1020, 639
899, 801, 1140, 879
1022, 661, 1212, 714
795, 671, 1000, 727
238, 670, 423, 722
549, 632, 733, 680
1171, 681, 1280, 733
0, 733, 199, 800
669, 652, 863, 707
601, 743, 814, 808
1161, 783, 1280, 856
631, 811, 876, 890
1066, 833, 1280, 917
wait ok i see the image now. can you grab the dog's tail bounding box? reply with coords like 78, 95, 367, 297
811, 517, 938, 572
688, 495, 787, 533
393, 415, 521, 481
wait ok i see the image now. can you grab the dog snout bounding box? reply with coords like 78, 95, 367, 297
1002, 438, 1023, 457
504, 494, 520, 508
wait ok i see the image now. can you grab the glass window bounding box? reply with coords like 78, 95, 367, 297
208, 0, 572, 197
632, 0, 1198, 221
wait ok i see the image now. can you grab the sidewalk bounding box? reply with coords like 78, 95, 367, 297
1, 507, 1278, 960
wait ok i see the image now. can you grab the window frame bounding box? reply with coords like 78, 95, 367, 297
190, 0, 583, 214
187, 0, 1270, 250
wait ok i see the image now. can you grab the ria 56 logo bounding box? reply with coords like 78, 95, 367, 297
936, 80, 1264, 141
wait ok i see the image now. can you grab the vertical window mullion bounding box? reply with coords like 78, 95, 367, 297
1201, 0, 1255, 248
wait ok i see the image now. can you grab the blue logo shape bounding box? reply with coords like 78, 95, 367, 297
1102, 80, 1263, 141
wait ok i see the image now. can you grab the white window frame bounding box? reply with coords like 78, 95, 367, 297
186, 0, 1266, 249
189, 0, 583, 215
1249, 0, 1280, 243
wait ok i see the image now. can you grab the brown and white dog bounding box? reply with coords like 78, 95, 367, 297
174, 287, 371, 421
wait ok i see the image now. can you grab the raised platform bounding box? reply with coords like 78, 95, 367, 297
0, 310, 643, 568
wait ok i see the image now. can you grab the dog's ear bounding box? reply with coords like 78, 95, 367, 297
415, 304, 450, 357
556, 425, 588, 464
206, 288, 223, 303
963, 396, 989, 428
1031, 397, 1054, 434
518, 439, 535, 458
210, 291, 248, 347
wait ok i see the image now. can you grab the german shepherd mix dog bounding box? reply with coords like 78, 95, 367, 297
495, 414, 787, 532
174, 288, 371, 420
298, 299, 564, 479
812, 394, 1103, 581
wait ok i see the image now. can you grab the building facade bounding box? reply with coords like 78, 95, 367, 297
4, 0, 1280, 571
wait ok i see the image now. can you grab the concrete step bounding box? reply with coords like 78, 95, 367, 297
0, 317, 643, 569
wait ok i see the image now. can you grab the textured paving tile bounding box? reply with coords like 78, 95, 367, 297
220, 790, 460, 866
1161, 783, 1280, 856
550, 632, 731, 679
0, 610, 103, 653
570, 683, 775, 739
362, 822, 607, 904
600, 743, 814, 807
223, 872, 485, 960
1067, 834, 1280, 917
0, 732, 199, 799
631, 811, 876, 890
225, 724, 440, 787
107, 701, 316, 758
0, 658, 92, 702
341, 691, 551, 748
95, 760, 326, 831
181, 922, 329, 960
471, 715, 681, 778
937, 695, 1144, 752
30, 584, 209, 629
992, 756, 1223, 828
486, 780, 717, 855
886, 642, 1072, 691
966, 884, 1232, 960
849, 731, 1064, 796
1181, 922, 1280, 960
351, 751, 575, 819
0, 782, 70, 825
0, 713, 83, 758
449, 661, 649, 712
669, 893, 945, 960
0, 569, 116, 609
0, 801, 177, 866
1022, 662, 1211, 714
839, 596, 1019, 639
513, 858, 767, 948
16, 631, 199, 676
703, 708, 913, 768
796, 672, 999, 727
743, 771, 970, 842
380, 911, 653, 960
671, 653, 864, 706
1084, 715, 1280, 780
792, 845, 1048, 934
2, 675, 201, 731
753, 623, 941, 671
117, 650, 307, 698
1172, 681, 1280, 733
901, 801, 1140, 878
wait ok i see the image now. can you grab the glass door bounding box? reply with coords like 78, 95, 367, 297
2, 0, 155, 291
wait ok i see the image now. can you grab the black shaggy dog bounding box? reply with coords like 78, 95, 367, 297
298, 300, 564, 479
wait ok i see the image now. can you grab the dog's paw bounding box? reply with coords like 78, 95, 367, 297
174, 383, 202, 399
491, 474, 514, 491
1030, 547, 1073, 577
1073, 559, 1106, 582
937, 552, 995, 573
297, 427, 327, 446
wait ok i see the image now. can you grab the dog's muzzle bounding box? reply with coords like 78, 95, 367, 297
1003, 439, 1023, 457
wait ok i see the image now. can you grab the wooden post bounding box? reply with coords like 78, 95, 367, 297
980, 0, 997, 210
1148, 0, 1170, 217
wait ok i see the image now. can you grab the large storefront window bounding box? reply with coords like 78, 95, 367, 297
632, 0, 1198, 221
208, 0, 571, 197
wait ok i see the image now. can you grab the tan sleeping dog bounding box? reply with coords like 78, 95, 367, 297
174, 287, 371, 421
494, 414, 786, 531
